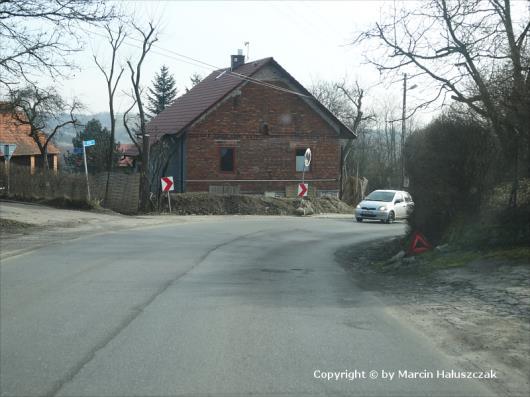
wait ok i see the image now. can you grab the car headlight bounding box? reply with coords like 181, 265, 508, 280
356, 204, 361, 209
378, 206, 387, 211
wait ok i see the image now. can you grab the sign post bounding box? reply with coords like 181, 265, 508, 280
300, 148, 311, 198
161, 176, 174, 212
1, 143, 17, 195
82, 140, 95, 202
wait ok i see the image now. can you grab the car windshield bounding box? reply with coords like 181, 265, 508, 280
365, 191, 396, 202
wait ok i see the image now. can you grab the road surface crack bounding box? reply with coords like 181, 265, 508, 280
47, 230, 264, 397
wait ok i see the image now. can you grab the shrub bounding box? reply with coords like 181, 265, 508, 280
404, 112, 499, 243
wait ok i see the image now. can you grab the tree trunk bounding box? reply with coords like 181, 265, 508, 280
508, 134, 519, 208
42, 146, 49, 170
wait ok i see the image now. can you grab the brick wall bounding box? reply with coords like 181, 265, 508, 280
185, 71, 341, 193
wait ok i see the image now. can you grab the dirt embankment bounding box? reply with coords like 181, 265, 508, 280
166, 193, 353, 215
336, 238, 530, 397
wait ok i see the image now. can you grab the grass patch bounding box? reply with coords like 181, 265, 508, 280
337, 236, 528, 279
483, 246, 530, 262
0, 218, 33, 228
0, 218, 36, 234
421, 250, 482, 271
376, 246, 529, 276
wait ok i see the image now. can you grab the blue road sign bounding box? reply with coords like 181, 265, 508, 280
73, 147, 84, 154
1, 143, 17, 161
83, 140, 96, 147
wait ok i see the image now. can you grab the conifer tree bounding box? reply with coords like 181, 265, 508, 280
146, 65, 177, 118
185, 73, 203, 93
64, 119, 118, 173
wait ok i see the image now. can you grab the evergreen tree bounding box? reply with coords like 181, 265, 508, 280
64, 119, 119, 173
185, 73, 203, 93
147, 65, 177, 118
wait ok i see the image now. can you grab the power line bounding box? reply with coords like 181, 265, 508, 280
85, 26, 313, 99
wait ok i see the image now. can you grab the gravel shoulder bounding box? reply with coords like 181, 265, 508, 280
336, 238, 530, 397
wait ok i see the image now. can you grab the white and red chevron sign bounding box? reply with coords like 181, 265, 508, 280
161, 176, 174, 192
298, 183, 308, 197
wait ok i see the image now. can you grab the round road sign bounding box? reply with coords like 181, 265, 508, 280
304, 148, 312, 167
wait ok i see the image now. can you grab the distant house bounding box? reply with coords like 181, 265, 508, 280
117, 143, 140, 169
147, 54, 355, 196
0, 102, 60, 172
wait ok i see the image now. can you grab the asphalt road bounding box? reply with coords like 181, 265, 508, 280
1, 217, 498, 396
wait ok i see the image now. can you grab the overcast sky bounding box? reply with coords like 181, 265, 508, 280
52, 0, 412, 117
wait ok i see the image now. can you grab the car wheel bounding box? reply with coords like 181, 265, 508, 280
356, 217, 363, 222
386, 211, 395, 224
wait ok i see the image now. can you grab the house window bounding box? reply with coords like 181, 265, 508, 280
220, 147, 235, 172
296, 148, 310, 172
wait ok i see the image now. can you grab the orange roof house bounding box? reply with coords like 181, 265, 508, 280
117, 143, 140, 168
0, 102, 60, 172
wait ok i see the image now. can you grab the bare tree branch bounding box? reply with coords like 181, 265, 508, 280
0, 0, 118, 87
9, 85, 83, 170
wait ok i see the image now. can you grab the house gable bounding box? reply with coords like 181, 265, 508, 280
187, 62, 344, 140
147, 57, 355, 141
187, 65, 339, 139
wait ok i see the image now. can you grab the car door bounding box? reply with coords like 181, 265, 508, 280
393, 193, 406, 218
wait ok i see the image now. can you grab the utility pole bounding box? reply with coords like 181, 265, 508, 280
401, 73, 417, 189
401, 74, 407, 189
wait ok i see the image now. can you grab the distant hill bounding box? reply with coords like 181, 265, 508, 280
50, 112, 135, 148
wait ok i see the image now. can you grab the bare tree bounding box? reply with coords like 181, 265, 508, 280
94, 24, 126, 204
0, 0, 116, 87
122, 92, 142, 156
335, 80, 370, 184
310, 79, 373, 197
355, 0, 530, 206
310, 80, 354, 122
10, 85, 81, 169
126, 22, 158, 210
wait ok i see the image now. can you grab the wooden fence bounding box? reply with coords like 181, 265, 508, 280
94, 172, 140, 214
0, 164, 139, 214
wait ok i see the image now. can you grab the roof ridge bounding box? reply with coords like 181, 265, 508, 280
213, 57, 274, 74
147, 57, 274, 138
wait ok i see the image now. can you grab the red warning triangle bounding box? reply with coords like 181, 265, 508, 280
408, 232, 433, 255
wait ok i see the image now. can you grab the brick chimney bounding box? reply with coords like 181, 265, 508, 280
231, 49, 245, 70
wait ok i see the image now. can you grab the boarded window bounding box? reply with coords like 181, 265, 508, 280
296, 148, 310, 172
220, 147, 235, 172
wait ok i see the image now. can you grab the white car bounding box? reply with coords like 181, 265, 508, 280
355, 190, 414, 223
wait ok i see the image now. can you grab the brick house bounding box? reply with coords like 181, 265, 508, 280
0, 102, 59, 172
147, 54, 355, 196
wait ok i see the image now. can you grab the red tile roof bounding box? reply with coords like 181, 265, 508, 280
147, 58, 273, 139
117, 143, 140, 157
147, 57, 355, 141
0, 109, 60, 157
